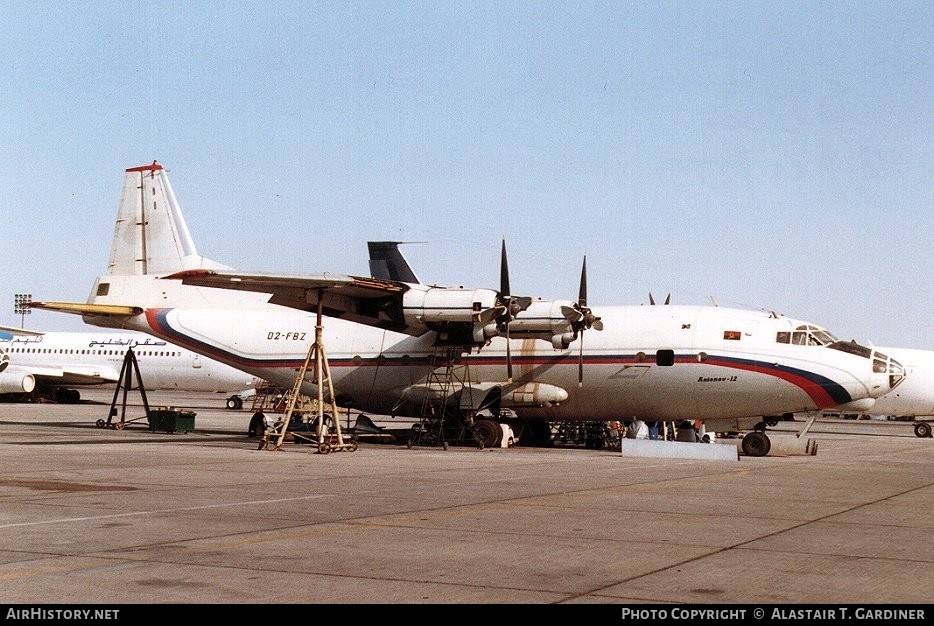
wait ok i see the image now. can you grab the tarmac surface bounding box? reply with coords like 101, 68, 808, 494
0, 388, 931, 606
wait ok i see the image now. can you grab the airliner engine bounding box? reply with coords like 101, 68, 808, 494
0, 371, 37, 394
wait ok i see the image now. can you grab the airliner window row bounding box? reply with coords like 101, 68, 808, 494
7, 348, 182, 357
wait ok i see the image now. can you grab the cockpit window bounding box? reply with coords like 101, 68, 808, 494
827, 340, 873, 359
790, 324, 838, 346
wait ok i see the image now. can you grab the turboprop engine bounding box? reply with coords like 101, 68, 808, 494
401, 285, 505, 345
499, 299, 581, 349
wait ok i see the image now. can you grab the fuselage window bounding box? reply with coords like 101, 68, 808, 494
656, 350, 675, 366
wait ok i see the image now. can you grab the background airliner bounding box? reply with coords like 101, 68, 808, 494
28, 162, 906, 456
0, 324, 257, 407
822, 346, 934, 438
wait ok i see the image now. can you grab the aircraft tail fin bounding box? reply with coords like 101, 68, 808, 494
109, 162, 230, 276
367, 241, 421, 284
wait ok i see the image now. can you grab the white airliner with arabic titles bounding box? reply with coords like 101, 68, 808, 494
28, 162, 906, 456
0, 324, 257, 406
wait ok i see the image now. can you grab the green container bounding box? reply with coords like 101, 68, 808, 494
148, 408, 196, 433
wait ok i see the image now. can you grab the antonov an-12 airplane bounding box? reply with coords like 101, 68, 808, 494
0, 325, 257, 407
29, 162, 906, 455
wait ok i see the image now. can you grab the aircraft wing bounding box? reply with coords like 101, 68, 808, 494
167, 269, 513, 343
23, 365, 122, 386
166, 269, 417, 334
0, 324, 44, 337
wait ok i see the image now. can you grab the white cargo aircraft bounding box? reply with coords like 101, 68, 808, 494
28, 162, 906, 456
0, 324, 257, 407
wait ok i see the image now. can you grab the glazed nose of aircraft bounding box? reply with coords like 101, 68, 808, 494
873, 350, 905, 393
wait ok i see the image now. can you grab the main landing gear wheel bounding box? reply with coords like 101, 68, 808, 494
226, 396, 243, 410
248, 412, 267, 438
741, 431, 771, 457
473, 419, 501, 448
914, 422, 932, 438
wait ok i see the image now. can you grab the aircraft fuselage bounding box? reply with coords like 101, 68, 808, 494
82, 292, 895, 423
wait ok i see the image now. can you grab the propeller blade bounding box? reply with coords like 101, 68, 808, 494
578, 337, 584, 387
477, 306, 505, 326
500, 238, 510, 297
513, 296, 533, 314
578, 256, 588, 307
560, 305, 583, 323
506, 324, 513, 382
592, 318, 604, 331
499, 237, 518, 383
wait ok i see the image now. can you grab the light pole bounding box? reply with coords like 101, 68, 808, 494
14, 293, 31, 329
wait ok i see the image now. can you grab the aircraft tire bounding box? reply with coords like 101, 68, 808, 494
248, 412, 266, 437
473, 419, 501, 448
914, 422, 932, 438
226, 396, 243, 410
741, 431, 771, 457
518, 420, 553, 447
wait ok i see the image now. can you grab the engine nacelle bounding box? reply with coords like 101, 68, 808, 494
0, 371, 37, 394
402, 285, 501, 324
502, 299, 578, 348
0, 351, 8, 373
402, 285, 504, 345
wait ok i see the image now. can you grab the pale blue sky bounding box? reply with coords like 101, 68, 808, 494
1, 1, 931, 348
